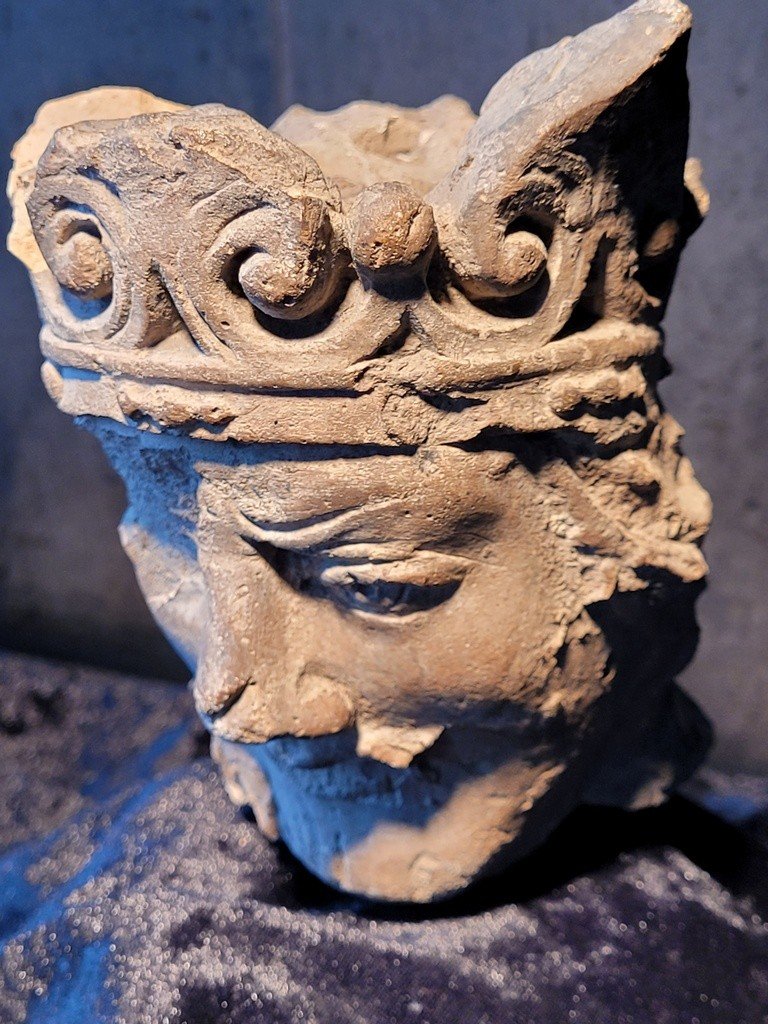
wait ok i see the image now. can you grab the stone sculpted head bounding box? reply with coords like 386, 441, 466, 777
9, 0, 712, 901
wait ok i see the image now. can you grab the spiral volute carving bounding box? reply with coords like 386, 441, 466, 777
30, 170, 181, 350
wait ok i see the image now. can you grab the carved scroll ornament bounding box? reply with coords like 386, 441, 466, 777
9, 0, 712, 902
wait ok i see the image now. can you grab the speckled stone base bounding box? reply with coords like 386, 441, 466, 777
1, 652, 767, 1024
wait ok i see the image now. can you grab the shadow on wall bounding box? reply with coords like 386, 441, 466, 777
0, 1, 767, 771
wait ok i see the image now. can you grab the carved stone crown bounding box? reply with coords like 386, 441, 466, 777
11, 0, 705, 448
6, 0, 715, 905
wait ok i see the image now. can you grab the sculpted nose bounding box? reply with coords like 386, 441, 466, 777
346, 182, 436, 288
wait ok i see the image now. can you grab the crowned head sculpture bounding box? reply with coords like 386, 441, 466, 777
8, 0, 712, 902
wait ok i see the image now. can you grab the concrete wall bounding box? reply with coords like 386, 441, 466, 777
1, 1, 766, 770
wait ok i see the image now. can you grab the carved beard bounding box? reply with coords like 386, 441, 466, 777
9, 0, 712, 900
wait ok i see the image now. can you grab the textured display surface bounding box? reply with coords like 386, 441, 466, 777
1, 651, 767, 1023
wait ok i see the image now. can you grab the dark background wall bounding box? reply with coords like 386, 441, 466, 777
1, 1, 766, 771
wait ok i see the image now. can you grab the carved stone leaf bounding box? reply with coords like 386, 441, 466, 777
429, 0, 696, 333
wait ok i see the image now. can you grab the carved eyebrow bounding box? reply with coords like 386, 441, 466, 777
238, 500, 393, 551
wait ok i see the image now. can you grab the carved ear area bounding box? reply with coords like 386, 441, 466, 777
631, 156, 708, 314
429, 0, 697, 332
627, 153, 707, 316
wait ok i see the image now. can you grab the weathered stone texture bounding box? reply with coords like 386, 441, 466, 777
8, 0, 715, 900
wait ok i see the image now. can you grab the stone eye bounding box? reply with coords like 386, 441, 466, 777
324, 575, 461, 617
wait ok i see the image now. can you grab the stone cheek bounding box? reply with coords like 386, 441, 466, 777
7, 0, 713, 902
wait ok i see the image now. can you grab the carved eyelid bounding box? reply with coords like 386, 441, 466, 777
237, 501, 395, 552
319, 552, 469, 588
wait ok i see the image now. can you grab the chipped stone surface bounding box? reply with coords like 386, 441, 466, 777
8, 0, 714, 900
